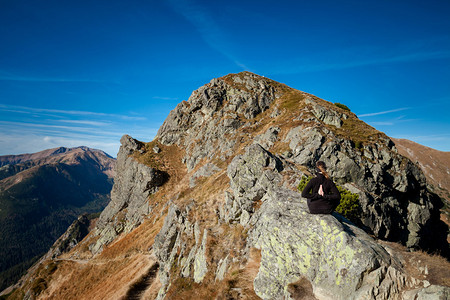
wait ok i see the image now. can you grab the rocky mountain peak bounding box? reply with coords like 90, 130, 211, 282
7, 73, 449, 300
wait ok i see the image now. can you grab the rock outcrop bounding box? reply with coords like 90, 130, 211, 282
90, 135, 168, 254
7, 72, 449, 300
225, 143, 447, 299
156, 71, 446, 254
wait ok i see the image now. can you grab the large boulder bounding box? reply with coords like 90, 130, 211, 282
225, 143, 449, 300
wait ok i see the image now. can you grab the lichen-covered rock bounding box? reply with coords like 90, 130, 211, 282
222, 143, 446, 300
283, 122, 445, 252
221, 143, 283, 224
305, 97, 344, 128
153, 203, 212, 299
193, 229, 208, 283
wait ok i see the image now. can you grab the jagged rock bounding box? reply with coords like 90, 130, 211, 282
223, 143, 446, 300
215, 255, 229, 281
283, 122, 444, 251
154, 204, 181, 265
193, 229, 208, 283
402, 285, 449, 300
153, 204, 211, 298
90, 134, 168, 254
156, 72, 282, 171
254, 126, 280, 149
221, 144, 283, 224
48, 214, 91, 259
153, 145, 161, 153
305, 97, 344, 128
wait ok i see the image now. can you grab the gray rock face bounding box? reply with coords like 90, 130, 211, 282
220, 144, 283, 224
283, 123, 444, 251
46, 214, 91, 259
222, 143, 448, 300
154, 71, 446, 254
90, 135, 168, 254
189, 163, 220, 187
156, 72, 282, 171
153, 203, 211, 299
305, 97, 345, 128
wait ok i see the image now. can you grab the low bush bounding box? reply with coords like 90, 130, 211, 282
334, 102, 351, 111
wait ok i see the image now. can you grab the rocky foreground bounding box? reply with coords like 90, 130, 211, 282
4, 72, 449, 300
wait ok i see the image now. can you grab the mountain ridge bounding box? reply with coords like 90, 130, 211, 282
4, 72, 449, 300
0, 146, 115, 292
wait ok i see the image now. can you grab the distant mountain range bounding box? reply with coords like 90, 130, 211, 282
0, 146, 115, 292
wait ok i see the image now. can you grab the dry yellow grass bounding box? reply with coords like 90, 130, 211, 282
34, 253, 155, 300
379, 240, 450, 287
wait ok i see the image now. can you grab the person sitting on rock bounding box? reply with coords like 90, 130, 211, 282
301, 161, 341, 214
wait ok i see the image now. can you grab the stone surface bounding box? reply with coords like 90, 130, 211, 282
90, 134, 168, 254
223, 143, 448, 300
189, 163, 220, 187
283, 122, 445, 252
156, 72, 281, 171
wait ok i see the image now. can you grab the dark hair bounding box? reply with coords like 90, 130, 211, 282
316, 161, 330, 179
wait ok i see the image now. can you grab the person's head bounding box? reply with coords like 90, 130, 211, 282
316, 161, 330, 179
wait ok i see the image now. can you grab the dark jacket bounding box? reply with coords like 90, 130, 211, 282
301, 173, 341, 214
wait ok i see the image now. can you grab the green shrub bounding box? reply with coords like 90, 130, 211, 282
297, 176, 313, 192
354, 140, 363, 149
335, 186, 360, 223
334, 102, 351, 111
297, 176, 360, 223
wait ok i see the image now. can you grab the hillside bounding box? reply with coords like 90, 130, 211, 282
0, 147, 115, 292
4, 72, 449, 300
393, 138, 450, 215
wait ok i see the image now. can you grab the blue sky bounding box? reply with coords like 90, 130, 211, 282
1, 0, 449, 156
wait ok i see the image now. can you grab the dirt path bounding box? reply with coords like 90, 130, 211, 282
124, 262, 159, 300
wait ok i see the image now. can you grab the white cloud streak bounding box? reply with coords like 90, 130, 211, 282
268, 47, 450, 75
0, 70, 111, 83
358, 107, 410, 117
0, 104, 146, 121
0, 103, 160, 157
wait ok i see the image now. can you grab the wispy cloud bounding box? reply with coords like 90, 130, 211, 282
0, 70, 110, 84
56, 120, 112, 126
152, 96, 179, 101
0, 103, 160, 156
166, 0, 248, 70
268, 42, 450, 75
369, 121, 394, 126
358, 107, 410, 117
0, 104, 146, 121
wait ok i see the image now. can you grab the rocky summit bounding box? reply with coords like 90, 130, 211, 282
5, 72, 449, 300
